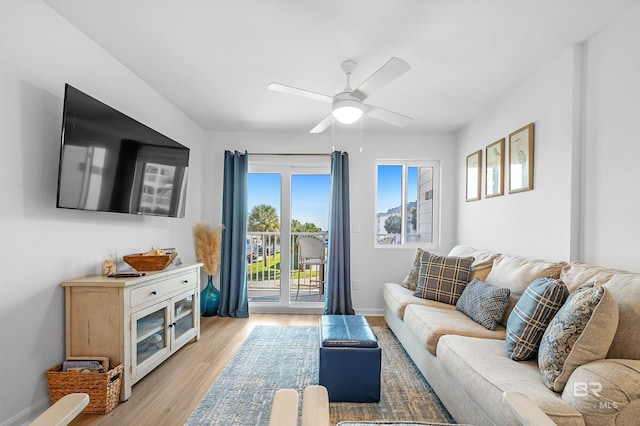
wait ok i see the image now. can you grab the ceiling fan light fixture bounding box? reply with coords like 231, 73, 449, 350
269, 57, 411, 133
332, 98, 363, 124
332, 106, 363, 124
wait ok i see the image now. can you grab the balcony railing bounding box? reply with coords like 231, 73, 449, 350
246, 231, 327, 302
375, 233, 429, 244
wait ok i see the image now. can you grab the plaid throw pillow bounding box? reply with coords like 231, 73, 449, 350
414, 252, 473, 305
506, 277, 569, 361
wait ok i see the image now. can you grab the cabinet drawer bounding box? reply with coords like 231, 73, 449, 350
131, 272, 197, 307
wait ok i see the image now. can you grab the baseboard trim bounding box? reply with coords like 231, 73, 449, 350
353, 308, 384, 316
1, 397, 48, 426
249, 305, 325, 314
248, 305, 384, 316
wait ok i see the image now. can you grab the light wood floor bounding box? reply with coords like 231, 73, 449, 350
70, 314, 386, 425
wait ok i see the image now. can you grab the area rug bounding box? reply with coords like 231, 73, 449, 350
185, 325, 455, 425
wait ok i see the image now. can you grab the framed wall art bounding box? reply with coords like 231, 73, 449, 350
465, 150, 482, 202
508, 123, 534, 193
485, 138, 504, 198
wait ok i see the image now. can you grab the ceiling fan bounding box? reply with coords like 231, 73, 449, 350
268, 57, 413, 133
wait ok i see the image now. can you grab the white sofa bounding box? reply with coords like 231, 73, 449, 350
383, 246, 640, 426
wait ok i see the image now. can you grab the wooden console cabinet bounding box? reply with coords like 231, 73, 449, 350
62, 263, 202, 400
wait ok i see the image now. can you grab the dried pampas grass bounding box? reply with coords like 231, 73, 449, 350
194, 223, 222, 276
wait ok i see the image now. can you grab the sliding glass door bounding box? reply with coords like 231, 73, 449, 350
246, 172, 282, 303
247, 157, 330, 311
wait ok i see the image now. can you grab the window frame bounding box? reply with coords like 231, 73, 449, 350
374, 159, 441, 249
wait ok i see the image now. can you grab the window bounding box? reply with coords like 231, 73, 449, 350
375, 160, 440, 248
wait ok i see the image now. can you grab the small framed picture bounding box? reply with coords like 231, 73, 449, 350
466, 150, 482, 202
509, 123, 534, 193
485, 138, 504, 198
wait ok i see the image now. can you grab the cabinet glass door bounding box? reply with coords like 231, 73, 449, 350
132, 302, 170, 380
172, 290, 197, 347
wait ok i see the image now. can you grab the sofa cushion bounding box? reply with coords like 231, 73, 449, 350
414, 252, 473, 305
383, 282, 454, 319
401, 248, 425, 291
456, 279, 510, 331
560, 262, 626, 293
403, 304, 505, 355
506, 277, 569, 361
447, 245, 499, 282
538, 284, 618, 392
485, 254, 565, 326
469, 258, 498, 282
437, 335, 583, 425
604, 273, 640, 359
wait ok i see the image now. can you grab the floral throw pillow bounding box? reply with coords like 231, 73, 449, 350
402, 248, 425, 291
538, 283, 618, 392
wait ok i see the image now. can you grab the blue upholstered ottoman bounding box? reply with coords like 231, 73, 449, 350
318, 315, 381, 402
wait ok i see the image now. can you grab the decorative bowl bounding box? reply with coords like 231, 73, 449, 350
123, 252, 177, 271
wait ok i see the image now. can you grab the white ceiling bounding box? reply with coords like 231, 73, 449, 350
42, 0, 639, 134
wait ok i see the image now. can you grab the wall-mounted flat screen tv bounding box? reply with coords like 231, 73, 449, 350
56, 84, 189, 218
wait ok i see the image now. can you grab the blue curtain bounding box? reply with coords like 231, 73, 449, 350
218, 150, 249, 318
324, 151, 355, 315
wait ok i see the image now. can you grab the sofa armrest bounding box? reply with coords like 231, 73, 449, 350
30, 393, 89, 426
502, 391, 556, 426
562, 359, 640, 424
302, 385, 330, 426
268, 389, 298, 426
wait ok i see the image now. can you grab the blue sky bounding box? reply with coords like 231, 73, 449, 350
377, 165, 418, 213
248, 173, 330, 231
248, 167, 416, 229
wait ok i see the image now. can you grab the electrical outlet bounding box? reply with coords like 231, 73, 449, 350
352, 280, 359, 290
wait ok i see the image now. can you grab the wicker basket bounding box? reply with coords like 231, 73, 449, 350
123, 252, 177, 271
46, 363, 123, 414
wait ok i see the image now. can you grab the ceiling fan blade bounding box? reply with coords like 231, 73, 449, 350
309, 114, 334, 133
268, 83, 333, 104
364, 104, 413, 127
352, 57, 411, 101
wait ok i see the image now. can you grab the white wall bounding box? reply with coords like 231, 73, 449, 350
204, 130, 457, 314
0, 1, 205, 424
456, 0, 640, 273
582, 2, 640, 270
456, 47, 579, 261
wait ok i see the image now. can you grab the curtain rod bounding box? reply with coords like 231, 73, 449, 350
248, 152, 334, 156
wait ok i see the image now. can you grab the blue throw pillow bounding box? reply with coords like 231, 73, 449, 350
506, 277, 569, 361
456, 279, 510, 330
